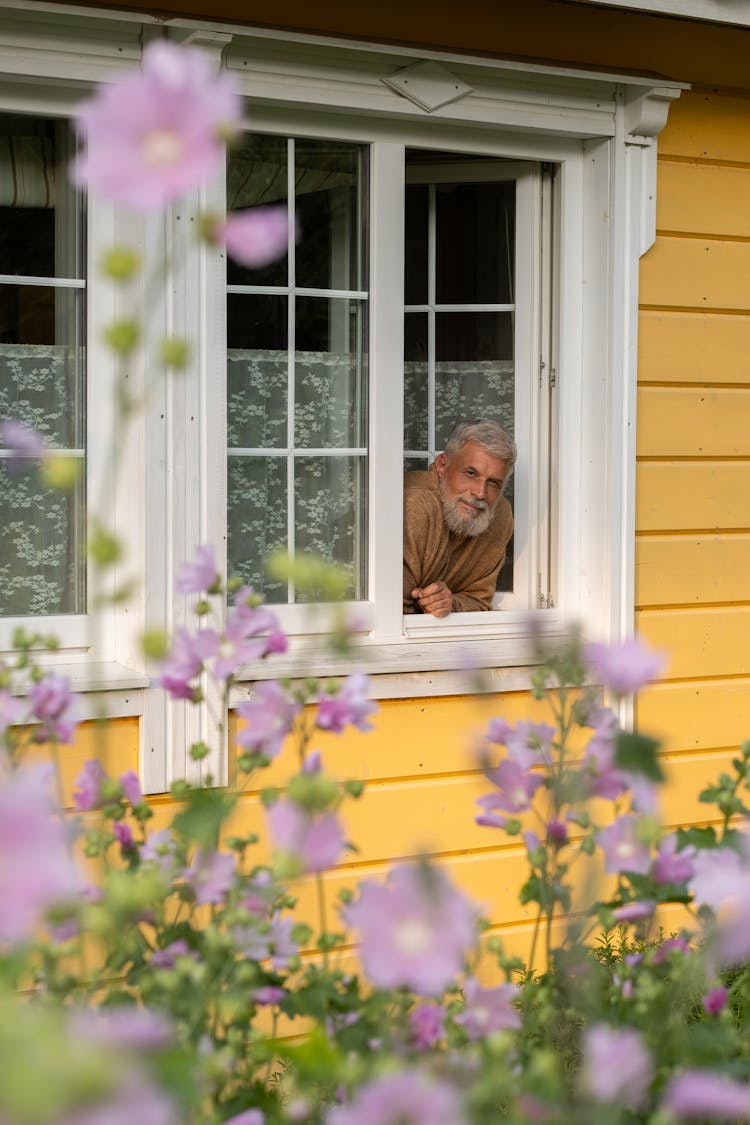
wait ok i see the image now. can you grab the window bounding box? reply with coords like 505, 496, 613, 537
0, 114, 86, 620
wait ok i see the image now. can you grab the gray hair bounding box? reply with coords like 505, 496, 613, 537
443, 419, 517, 469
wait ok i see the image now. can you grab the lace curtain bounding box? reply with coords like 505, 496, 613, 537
0, 344, 84, 616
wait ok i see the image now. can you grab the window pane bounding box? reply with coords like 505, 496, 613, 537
294, 455, 366, 601
404, 313, 428, 452
0, 469, 84, 615
405, 184, 428, 305
0, 115, 86, 618
227, 456, 288, 603
295, 140, 366, 292
436, 181, 514, 304
295, 297, 366, 449
227, 295, 288, 449
226, 133, 288, 289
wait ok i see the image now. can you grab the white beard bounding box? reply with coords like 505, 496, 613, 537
439, 484, 495, 538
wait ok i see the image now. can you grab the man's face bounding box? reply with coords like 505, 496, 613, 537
435, 443, 509, 538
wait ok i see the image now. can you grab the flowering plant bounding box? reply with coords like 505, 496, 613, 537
3, 38, 750, 1125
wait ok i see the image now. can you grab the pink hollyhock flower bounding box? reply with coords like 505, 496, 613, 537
236, 680, 301, 758
651, 935, 691, 965
652, 833, 695, 884
114, 822, 135, 851
505, 720, 556, 768
120, 769, 143, 806
546, 819, 568, 847
1, 417, 46, 471
612, 900, 655, 923
327, 1069, 466, 1125
409, 1003, 445, 1050
175, 544, 219, 594
317, 673, 377, 734
71, 1006, 173, 1050
60, 1075, 177, 1125
345, 862, 477, 996
267, 799, 344, 874
689, 846, 748, 913
184, 849, 235, 904
0, 763, 81, 945
223, 1111, 265, 1125
73, 39, 242, 210
597, 814, 652, 875
455, 977, 521, 1039
582, 1024, 653, 1108
73, 758, 107, 811
584, 636, 667, 696
480, 757, 544, 814
29, 674, 79, 743
662, 1070, 750, 1120
157, 627, 218, 700
150, 939, 194, 969
703, 986, 728, 1015
140, 829, 179, 875
213, 205, 290, 267
253, 986, 286, 1006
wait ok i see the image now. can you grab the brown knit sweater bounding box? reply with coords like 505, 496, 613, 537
403, 465, 514, 614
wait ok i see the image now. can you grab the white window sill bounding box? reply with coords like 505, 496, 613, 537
12, 661, 148, 721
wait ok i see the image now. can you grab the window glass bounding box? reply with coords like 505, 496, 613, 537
227, 136, 369, 604
404, 155, 516, 593
0, 115, 86, 616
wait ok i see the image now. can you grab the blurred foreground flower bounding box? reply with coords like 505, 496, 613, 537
72, 39, 242, 209
345, 861, 477, 996
327, 1069, 466, 1125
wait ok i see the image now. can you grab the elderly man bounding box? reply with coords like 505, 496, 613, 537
403, 420, 516, 617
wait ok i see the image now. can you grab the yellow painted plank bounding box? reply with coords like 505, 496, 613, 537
639, 680, 750, 755
635, 533, 750, 607
659, 91, 750, 164
232, 690, 552, 788
25, 717, 140, 807
640, 236, 750, 312
657, 160, 750, 239
637, 606, 750, 679
637, 386, 750, 456
636, 461, 750, 531
638, 311, 750, 385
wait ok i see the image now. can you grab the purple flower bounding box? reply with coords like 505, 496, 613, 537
612, 900, 655, 923
222, 1112, 264, 1125
175, 544, 219, 594
184, 849, 235, 905
157, 627, 218, 700
113, 822, 135, 851
253, 986, 286, 1006
29, 674, 79, 743
236, 680, 301, 759
140, 829, 179, 875
582, 720, 628, 801
0, 763, 81, 945
582, 1024, 653, 1108
652, 833, 695, 884
689, 846, 747, 913
73, 758, 108, 811
703, 986, 728, 1015
267, 799, 344, 874
120, 769, 143, 807
326, 1070, 466, 1125
662, 1070, 750, 1120
455, 977, 521, 1039
59, 1077, 177, 1125
506, 721, 556, 768
1, 418, 46, 471
409, 1003, 445, 1050
651, 935, 691, 965
150, 940, 193, 969
214, 206, 290, 267
71, 1006, 173, 1050
345, 862, 477, 996
211, 604, 283, 680
597, 815, 652, 875
546, 819, 568, 847
480, 758, 544, 814
73, 40, 242, 210
316, 673, 377, 734
584, 636, 666, 695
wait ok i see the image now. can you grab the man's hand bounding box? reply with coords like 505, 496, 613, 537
411, 582, 453, 618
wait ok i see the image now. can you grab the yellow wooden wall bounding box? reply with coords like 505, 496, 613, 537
635, 88, 750, 829
44, 5, 750, 960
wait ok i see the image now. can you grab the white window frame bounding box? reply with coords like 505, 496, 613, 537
0, 3, 687, 792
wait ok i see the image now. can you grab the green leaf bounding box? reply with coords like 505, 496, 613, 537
614, 731, 664, 783
171, 787, 237, 851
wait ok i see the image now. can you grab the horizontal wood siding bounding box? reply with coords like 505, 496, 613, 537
636, 88, 750, 810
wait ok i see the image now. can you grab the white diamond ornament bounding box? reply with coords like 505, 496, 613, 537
381, 60, 474, 112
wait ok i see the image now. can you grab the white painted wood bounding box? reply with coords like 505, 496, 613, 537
571, 0, 750, 27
